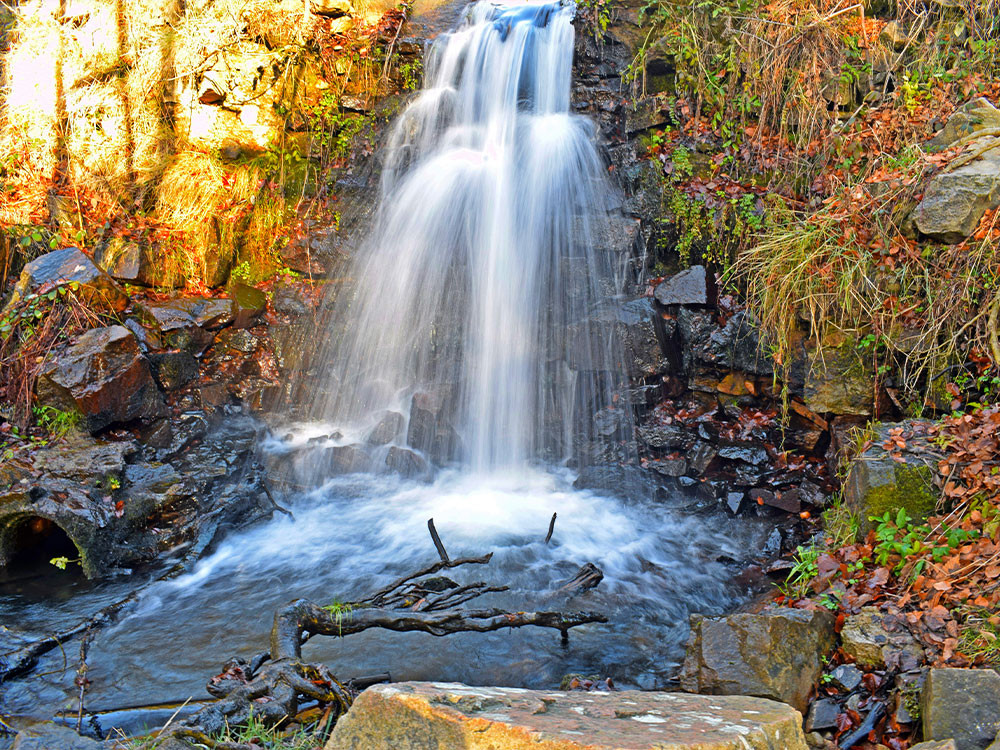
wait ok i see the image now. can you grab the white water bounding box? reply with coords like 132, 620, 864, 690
307, 0, 625, 471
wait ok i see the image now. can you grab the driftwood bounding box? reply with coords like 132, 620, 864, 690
158, 548, 606, 749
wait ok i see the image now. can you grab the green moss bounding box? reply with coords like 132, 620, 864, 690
847, 456, 938, 532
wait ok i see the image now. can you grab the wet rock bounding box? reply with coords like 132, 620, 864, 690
830, 664, 863, 692
215, 328, 259, 354
149, 351, 200, 391
654, 265, 715, 307
806, 698, 840, 732
273, 284, 309, 316
229, 282, 267, 328
385, 446, 428, 477
278, 229, 345, 277
368, 411, 405, 445
619, 297, 675, 377
11, 721, 102, 749
679, 607, 836, 712
572, 465, 655, 501
725, 491, 745, 514
911, 141, 1000, 243
407, 387, 462, 465
325, 682, 809, 750
141, 296, 234, 331
922, 667, 1000, 750
0, 435, 137, 577
844, 422, 938, 531
6, 247, 127, 313
686, 441, 718, 476
648, 457, 687, 477
718, 443, 768, 466
637, 423, 695, 450
36, 326, 162, 433
324, 444, 371, 474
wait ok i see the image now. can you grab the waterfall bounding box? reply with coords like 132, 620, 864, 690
306, 0, 626, 474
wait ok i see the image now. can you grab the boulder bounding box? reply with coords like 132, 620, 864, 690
325, 682, 809, 750
6, 247, 127, 313
149, 350, 200, 391
922, 668, 1000, 750
679, 607, 837, 713
407, 387, 462, 464
138, 296, 234, 354
911, 142, 1000, 243
385, 446, 428, 477
36, 325, 162, 433
654, 265, 716, 307
844, 422, 938, 531
368, 411, 405, 445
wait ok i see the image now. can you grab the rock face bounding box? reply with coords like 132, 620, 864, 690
679, 608, 837, 713
36, 325, 161, 433
6, 247, 127, 312
844, 421, 938, 530
325, 682, 809, 750
922, 668, 1000, 750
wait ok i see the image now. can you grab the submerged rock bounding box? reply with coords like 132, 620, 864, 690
325, 681, 809, 750
679, 607, 836, 713
922, 668, 1000, 750
36, 325, 162, 433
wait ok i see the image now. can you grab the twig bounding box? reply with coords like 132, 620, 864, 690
427, 518, 449, 562
75, 630, 92, 733
545, 512, 557, 544
261, 479, 294, 519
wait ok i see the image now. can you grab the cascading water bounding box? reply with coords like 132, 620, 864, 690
303, 0, 625, 473
0, 1, 774, 724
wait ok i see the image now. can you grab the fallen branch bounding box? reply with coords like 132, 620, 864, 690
158, 550, 606, 748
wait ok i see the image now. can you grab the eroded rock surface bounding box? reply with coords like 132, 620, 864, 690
325, 682, 808, 750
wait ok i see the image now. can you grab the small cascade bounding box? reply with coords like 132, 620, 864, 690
303, 0, 626, 475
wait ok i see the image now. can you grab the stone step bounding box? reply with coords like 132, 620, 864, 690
325, 681, 808, 750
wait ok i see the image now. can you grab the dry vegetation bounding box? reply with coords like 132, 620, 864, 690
0, 0, 413, 290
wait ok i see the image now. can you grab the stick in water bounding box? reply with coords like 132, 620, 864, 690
427, 518, 449, 562
545, 512, 557, 544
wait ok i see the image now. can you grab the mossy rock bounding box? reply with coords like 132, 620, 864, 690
844, 421, 939, 531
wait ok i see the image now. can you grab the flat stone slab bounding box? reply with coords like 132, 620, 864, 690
325, 682, 808, 750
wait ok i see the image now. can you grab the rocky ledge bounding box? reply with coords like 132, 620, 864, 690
324, 681, 809, 750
